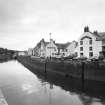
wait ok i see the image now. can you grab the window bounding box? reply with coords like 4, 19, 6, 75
102, 46, 105, 51
54, 48, 56, 51
66, 49, 68, 52
75, 52, 78, 57
80, 47, 83, 51
89, 39, 92, 44
89, 47, 92, 51
89, 52, 93, 57
80, 40, 83, 45
80, 53, 83, 56
63, 53, 65, 56
52, 53, 55, 55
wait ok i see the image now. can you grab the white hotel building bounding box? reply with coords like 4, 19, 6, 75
75, 26, 105, 58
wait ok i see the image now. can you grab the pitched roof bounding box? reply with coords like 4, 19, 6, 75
56, 42, 71, 49
34, 39, 49, 50
44, 42, 49, 46
91, 32, 105, 40
98, 32, 105, 40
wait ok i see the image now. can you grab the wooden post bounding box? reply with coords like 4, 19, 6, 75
45, 61, 47, 73
81, 61, 85, 91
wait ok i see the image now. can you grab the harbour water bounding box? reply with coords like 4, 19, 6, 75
0, 60, 105, 105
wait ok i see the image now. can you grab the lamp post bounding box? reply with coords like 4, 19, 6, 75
49, 33, 52, 59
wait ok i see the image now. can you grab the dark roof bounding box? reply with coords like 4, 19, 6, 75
98, 32, 105, 40
34, 39, 49, 49
34, 38, 77, 50
44, 42, 49, 46
56, 42, 71, 49
91, 32, 105, 40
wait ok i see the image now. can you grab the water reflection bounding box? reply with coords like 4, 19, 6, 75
0, 59, 14, 63
22, 61, 105, 105
0, 60, 105, 105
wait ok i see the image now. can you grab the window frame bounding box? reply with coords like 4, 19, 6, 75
80, 40, 83, 45
80, 53, 83, 56
89, 39, 92, 45
89, 52, 93, 57
89, 46, 92, 51
80, 47, 83, 51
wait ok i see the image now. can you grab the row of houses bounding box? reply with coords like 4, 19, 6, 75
28, 26, 105, 59
28, 39, 77, 58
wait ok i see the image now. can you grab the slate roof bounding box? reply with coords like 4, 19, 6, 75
56, 42, 71, 49
98, 32, 105, 40
34, 38, 77, 50
91, 32, 105, 40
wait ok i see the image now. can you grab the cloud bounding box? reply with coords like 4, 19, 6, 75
0, 0, 24, 23
0, 0, 105, 50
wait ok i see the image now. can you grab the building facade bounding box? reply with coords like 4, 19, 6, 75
75, 26, 105, 58
33, 38, 77, 58
65, 41, 77, 57
46, 39, 58, 57
33, 39, 48, 57
28, 48, 34, 56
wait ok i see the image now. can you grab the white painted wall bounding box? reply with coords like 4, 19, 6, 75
66, 41, 77, 56
40, 41, 46, 57
75, 32, 102, 58
18, 52, 26, 56
28, 48, 33, 56
46, 40, 58, 57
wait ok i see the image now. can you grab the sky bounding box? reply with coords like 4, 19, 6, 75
0, 0, 105, 50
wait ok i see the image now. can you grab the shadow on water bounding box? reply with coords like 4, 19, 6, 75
20, 62, 105, 104
0, 59, 15, 63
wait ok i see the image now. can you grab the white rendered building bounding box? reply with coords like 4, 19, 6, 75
75, 26, 105, 58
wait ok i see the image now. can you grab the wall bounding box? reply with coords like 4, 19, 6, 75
66, 41, 77, 56
46, 40, 58, 57
75, 32, 102, 58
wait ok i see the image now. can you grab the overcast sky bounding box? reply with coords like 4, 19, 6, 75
0, 0, 105, 50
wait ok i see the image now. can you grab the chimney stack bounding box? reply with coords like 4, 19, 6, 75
93, 30, 98, 35
84, 26, 89, 32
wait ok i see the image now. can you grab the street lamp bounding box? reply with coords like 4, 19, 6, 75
49, 33, 52, 59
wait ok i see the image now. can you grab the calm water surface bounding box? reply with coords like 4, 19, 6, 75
0, 60, 104, 105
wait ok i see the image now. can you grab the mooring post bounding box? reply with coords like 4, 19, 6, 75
97, 60, 99, 69
45, 60, 47, 73
81, 61, 85, 91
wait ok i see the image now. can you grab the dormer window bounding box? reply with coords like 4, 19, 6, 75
80, 40, 83, 45
89, 39, 92, 44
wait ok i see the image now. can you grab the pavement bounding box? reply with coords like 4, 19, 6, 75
0, 89, 8, 105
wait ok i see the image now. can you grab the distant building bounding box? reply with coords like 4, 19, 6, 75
65, 41, 77, 57
75, 26, 105, 58
33, 38, 77, 58
33, 39, 48, 57
28, 48, 33, 56
46, 39, 58, 57
18, 51, 26, 56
